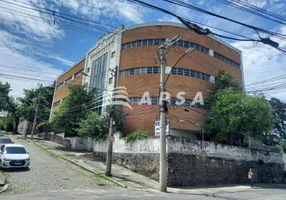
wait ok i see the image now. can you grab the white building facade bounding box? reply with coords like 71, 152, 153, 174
83, 25, 124, 115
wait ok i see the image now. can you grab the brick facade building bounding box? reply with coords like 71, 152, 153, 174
118, 22, 243, 137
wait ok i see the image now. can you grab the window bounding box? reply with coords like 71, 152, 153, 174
147, 67, 153, 74
134, 68, 140, 75
151, 97, 159, 105
190, 70, 195, 77
147, 39, 154, 45
153, 67, 159, 74
184, 69, 190, 76
74, 70, 83, 78
109, 77, 113, 84
178, 68, 183, 75
142, 40, 148, 46
183, 41, 189, 48
129, 69, 134, 75
131, 41, 136, 48
171, 68, 177, 74
196, 72, 201, 78
136, 41, 142, 47
159, 39, 165, 45
126, 43, 131, 49
111, 51, 115, 58
214, 52, 240, 68
87, 67, 90, 73
141, 67, 147, 74
66, 77, 72, 84
57, 82, 64, 90
154, 39, 159, 45
178, 40, 184, 47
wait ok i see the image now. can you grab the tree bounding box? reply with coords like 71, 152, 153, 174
17, 84, 54, 122
204, 71, 274, 145
268, 97, 286, 139
51, 84, 95, 137
77, 112, 108, 140
0, 82, 11, 111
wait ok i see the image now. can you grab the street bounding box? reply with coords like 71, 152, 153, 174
0, 136, 115, 195
1, 135, 285, 199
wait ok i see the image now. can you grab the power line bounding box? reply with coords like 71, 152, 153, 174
0, 73, 54, 83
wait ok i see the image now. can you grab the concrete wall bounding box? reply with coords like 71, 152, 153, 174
42, 132, 95, 151
94, 133, 284, 186
17, 119, 32, 135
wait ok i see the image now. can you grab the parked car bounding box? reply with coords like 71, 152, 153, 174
0, 137, 14, 147
0, 144, 30, 169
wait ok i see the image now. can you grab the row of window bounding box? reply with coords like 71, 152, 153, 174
124, 97, 209, 110
122, 38, 209, 54
121, 38, 240, 69
214, 52, 240, 68
56, 70, 83, 90
119, 67, 211, 82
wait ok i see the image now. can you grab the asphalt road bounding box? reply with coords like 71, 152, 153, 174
0, 135, 115, 195
1, 187, 286, 200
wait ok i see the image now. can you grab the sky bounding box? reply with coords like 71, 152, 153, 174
0, 0, 286, 102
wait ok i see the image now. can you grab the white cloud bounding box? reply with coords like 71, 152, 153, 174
231, 26, 286, 102
0, 30, 62, 97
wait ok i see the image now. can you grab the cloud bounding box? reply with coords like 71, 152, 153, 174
231, 26, 286, 101
0, 30, 62, 97
52, 0, 145, 23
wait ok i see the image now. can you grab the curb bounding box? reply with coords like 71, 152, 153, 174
30, 140, 128, 189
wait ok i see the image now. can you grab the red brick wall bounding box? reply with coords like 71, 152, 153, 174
119, 25, 242, 135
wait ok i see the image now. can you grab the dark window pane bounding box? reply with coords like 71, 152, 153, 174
126, 43, 131, 49
136, 41, 142, 47
178, 40, 183, 47
178, 68, 183, 75
147, 67, 152, 74
171, 68, 177, 74
191, 71, 195, 77
147, 39, 154, 45
154, 39, 159, 45
131, 41, 136, 48
189, 43, 194, 48
183, 41, 189, 48
142, 40, 148, 46
130, 69, 134, 75
184, 69, 190, 76
159, 39, 165, 45
196, 72, 201, 78
153, 67, 159, 74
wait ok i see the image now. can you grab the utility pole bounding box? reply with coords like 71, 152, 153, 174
31, 84, 42, 140
105, 66, 118, 176
158, 35, 181, 192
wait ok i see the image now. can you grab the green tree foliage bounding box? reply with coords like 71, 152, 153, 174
36, 121, 52, 133
17, 84, 55, 122
268, 97, 286, 139
205, 71, 274, 144
77, 112, 107, 140
51, 84, 95, 137
0, 82, 11, 111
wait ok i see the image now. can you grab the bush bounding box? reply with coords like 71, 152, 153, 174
124, 130, 148, 142
36, 121, 52, 133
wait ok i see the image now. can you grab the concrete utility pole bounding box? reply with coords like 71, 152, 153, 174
105, 66, 118, 176
30, 84, 42, 140
158, 35, 181, 192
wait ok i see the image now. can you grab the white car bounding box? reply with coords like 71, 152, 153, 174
0, 144, 30, 169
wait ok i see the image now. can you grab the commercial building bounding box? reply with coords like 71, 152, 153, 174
52, 22, 243, 138
118, 22, 243, 137
49, 57, 85, 119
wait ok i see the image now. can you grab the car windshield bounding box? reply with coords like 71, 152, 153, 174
0, 138, 13, 144
5, 147, 27, 154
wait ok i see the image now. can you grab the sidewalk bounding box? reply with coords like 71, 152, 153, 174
24, 135, 285, 195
